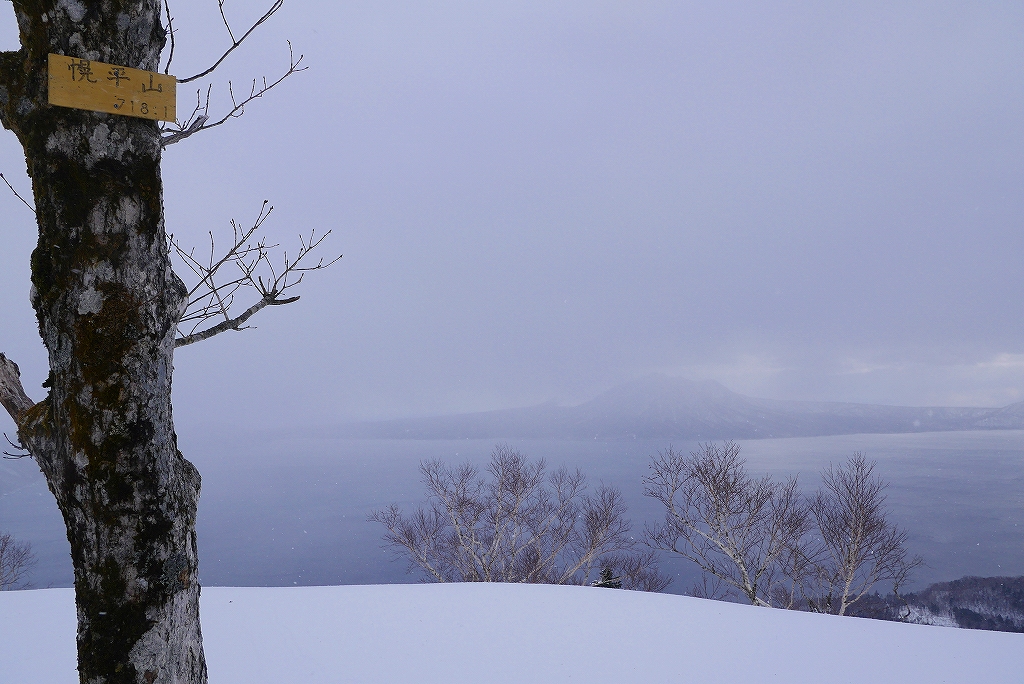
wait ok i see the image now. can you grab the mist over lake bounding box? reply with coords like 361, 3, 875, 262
0, 0, 1020, 611
3, 429, 1021, 593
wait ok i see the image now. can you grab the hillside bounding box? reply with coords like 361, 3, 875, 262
336, 375, 1024, 440
908, 576, 1024, 631
2, 584, 1019, 683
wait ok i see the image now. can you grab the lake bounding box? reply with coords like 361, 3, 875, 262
2, 429, 1022, 593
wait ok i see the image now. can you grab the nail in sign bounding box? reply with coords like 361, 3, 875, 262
48, 54, 176, 122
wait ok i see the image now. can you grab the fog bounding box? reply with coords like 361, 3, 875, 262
0, 2, 1022, 432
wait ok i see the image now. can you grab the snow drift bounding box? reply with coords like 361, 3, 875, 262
2, 583, 1020, 683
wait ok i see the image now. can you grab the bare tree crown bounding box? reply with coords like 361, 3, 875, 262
644, 442, 809, 606
0, 531, 35, 591
644, 443, 921, 614
805, 453, 923, 615
370, 444, 669, 591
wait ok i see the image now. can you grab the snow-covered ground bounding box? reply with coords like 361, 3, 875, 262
2, 583, 1020, 683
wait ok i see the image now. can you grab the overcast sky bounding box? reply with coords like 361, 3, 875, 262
0, 1, 1022, 432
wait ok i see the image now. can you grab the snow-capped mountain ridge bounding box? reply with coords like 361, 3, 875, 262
337, 375, 1024, 440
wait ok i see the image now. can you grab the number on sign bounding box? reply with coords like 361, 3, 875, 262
48, 53, 176, 121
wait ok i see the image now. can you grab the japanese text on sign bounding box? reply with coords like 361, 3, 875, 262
48, 54, 176, 122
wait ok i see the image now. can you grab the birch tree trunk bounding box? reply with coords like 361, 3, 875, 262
0, 3, 206, 683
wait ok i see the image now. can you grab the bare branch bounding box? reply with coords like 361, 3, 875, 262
0, 172, 35, 214
0, 352, 60, 476
0, 353, 34, 422
179, 0, 284, 84
2, 431, 31, 460
688, 573, 728, 600
162, 42, 306, 147
218, 0, 237, 43
162, 0, 176, 75
171, 201, 341, 347
175, 294, 275, 348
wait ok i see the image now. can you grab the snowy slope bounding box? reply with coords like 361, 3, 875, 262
2, 584, 1021, 683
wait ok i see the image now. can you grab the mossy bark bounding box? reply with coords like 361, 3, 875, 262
0, 3, 206, 683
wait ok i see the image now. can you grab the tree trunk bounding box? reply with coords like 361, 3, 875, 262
0, 4, 206, 683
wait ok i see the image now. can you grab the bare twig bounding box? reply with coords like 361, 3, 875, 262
689, 573, 727, 601
218, 0, 237, 43
161, 42, 305, 147
162, 0, 176, 75
171, 201, 341, 347
0, 173, 35, 214
179, 0, 284, 84
2, 432, 30, 460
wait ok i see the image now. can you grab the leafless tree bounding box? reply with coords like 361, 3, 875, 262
643, 442, 811, 607
0, 531, 35, 590
687, 573, 728, 601
644, 444, 923, 615
802, 453, 923, 616
0, 2, 327, 681
370, 444, 670, 591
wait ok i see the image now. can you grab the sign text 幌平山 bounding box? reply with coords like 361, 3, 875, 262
48, 54, 176, 122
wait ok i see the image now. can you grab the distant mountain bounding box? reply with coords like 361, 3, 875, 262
336, 375, 1024, 440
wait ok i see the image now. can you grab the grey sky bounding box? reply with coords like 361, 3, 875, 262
0, 1, 1022, 433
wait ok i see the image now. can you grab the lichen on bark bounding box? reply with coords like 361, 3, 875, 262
0, 3, 207, 683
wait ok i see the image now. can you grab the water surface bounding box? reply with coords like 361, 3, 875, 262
2, 430, 1021, 592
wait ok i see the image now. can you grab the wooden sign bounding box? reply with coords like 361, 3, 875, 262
48, 54, 176, 122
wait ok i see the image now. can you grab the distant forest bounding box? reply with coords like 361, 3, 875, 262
850, 576, 1024, 632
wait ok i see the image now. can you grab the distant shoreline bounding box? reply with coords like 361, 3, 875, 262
329, 375, 1024, 441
